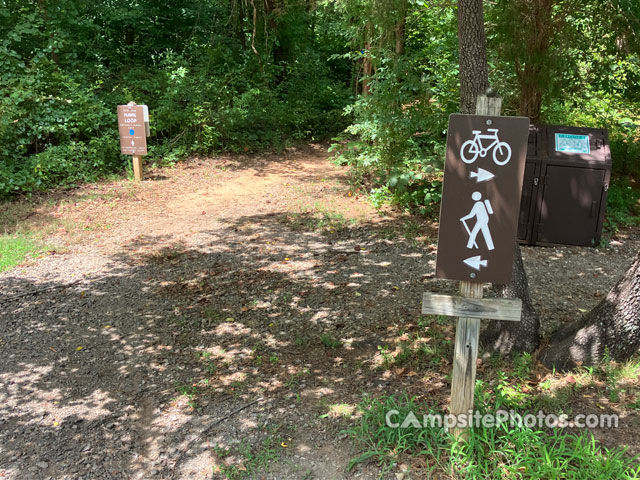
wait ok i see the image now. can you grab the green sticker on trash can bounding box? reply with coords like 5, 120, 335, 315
555, 133, 590, 154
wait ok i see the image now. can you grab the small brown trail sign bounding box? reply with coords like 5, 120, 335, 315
423, 93, 527, 438
117, 104, 149, 181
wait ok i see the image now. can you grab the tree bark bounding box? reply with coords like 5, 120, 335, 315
264, 0, 283, 63
395, 0, 407, 55
457, 0, 540, 355
480, 243, 540, 354
231, 0, 247, 50
513, 0, 554, 122
362, 41, 372, 95
541, 251, 640, 370
457, 0, 489, 114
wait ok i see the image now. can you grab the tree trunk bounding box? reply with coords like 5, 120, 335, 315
513, 0, 553, 122
231, 0, 247, 50
395, 0, 407, 55
457, 0, 540, 355
125, 26, 135, 46
518, 79, 544, 123
457, 0, 489, 114
541, 251, 640, 370
362, 41, 372, 95
265, 0, 289, 67
480, 243, 540, 354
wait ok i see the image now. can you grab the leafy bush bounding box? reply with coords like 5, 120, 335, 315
605, 181, 640, 235
330, 51, 451, 213
330, 5, 458, 213
0, 1, 352, 198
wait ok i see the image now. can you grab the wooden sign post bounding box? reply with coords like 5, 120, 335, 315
117, 103, 149, 181
424, 93, 529, 437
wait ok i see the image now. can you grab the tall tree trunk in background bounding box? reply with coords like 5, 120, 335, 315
457, 0, 489, 113
124, 26, 135, 46
395, 0, 407, 55
265, 0, 287, 66
231, 0, 247, 50
541, 251, 640, 370
514, 0, 554, 122
362, 40, 372, 95
457, 0, 540, 355
264, 0, 278, 55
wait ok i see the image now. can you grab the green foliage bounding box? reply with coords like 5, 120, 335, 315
487, 0, 640, 182
346, 393, 640, 478
0, 0, 352, 198
344, 394, 448, 471
330, 4, 458, 213
320, 334, 343, 349
214, 436, 283, 479
2, 0, 640, 209
604, 182, 640, 235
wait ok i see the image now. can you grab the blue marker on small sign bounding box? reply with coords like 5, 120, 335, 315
129, 129, 135, 135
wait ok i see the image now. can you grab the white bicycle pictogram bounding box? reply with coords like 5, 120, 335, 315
460, 128, 512, 165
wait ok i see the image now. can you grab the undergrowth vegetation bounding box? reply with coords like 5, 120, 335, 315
346, 389, 640, 479
347, 314, 640, 479
2, 0, 638, 221
0, 1, 352, 198
329, 0, 640, 224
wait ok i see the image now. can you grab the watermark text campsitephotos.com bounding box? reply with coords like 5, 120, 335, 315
385, 409, 619, 430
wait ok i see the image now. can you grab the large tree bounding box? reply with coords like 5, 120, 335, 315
457, 0, 489, 114
489, 0, 563, 122
480, 0, 640, 360
456, 0, 540, 354
541, 251, 640, 369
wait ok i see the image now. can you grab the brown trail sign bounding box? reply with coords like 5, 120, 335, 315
436, 113, 529, 283
117, 103, 149, 181
423, 94, 527, 437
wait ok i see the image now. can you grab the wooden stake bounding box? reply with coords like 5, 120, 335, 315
450, 281, 482, 437
449, 92, 502, 438
132, 155, 143, 181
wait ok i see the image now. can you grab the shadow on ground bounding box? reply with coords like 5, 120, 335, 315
0, 210, 444, 479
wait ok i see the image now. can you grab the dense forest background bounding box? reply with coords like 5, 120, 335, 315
1, 0, 639, 221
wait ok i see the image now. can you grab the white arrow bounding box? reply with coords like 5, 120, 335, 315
469, 168, 495, 183
464, 255, 488, 271
131, 140, 135, 146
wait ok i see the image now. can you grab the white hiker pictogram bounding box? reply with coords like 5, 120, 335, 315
460, 128, 512, 165
460, 191, 495, 251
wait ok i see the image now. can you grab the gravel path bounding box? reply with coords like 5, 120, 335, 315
1, 147, 638, 479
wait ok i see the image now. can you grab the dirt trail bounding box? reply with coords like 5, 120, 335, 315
1, 146, 639, 479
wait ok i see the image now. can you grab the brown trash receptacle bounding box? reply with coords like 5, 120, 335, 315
517, 124, 611, 247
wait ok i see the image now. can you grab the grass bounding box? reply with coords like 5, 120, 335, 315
0, 233, 44, 272
294, 335, 311, 347
374, 316, 453, 370
320, 333, 342, 349
213, 435, 284, 479
174, 382, 200, 409
345, 393, 640, 479
321, 402, 357, 419
284, 202, 358, 234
